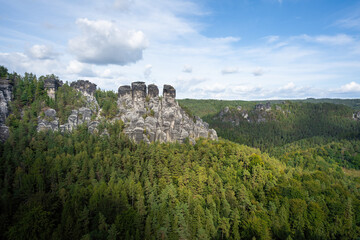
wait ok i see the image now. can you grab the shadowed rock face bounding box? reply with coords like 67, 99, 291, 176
0, 77, 13, 142
118, 85, 131, 97
163, 85, 176, 99
44, 78, 63, 99
70, 80, 97, 96
117, 82, 217, 144
131, 81, 146, 100
148, 84, 159, 98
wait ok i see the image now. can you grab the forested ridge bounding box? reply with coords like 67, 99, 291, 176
0, 69, 360, 239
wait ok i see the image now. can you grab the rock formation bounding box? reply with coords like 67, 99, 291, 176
0, 76, 13, 142
38, 80, 100, 134
44, 78, 63, 99
117, 82, 217, 143
71, 80, 99, 113
70, 80, 97, 97
255, 102, 271, 111
353, 111, 360, 121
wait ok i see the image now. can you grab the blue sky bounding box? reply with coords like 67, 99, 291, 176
1, 0, 360, 99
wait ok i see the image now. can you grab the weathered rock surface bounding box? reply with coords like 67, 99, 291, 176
71, 80, 97, 97
353, 111, 360, 120
117, 82, 217, 143
255, 102, 271, 111
71, 80, 99, 113
59, 107, 99, 133
0, 77, 13, 142
38, 80, 101, 133
37, 107, 100, 133
44, 78, 63, 99
37, 108, 59, 132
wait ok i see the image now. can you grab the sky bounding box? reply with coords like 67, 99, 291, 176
1, 0, 360, 100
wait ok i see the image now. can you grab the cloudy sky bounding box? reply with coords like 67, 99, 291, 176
1, 0, 360, 99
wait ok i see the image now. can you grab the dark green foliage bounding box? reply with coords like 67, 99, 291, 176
1, 68, 360, 239
0, 65, 8, 77
1, 125, 360, 239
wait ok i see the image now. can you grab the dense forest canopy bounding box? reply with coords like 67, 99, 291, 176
0, 68, 360, 239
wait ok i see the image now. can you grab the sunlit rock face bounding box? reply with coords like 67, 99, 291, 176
0, 76, 13, 142
117, 82, 218, 144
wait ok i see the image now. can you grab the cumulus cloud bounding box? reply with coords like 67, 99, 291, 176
337, 81, 360, 93
69, 18, 148, 65
252, 67, 265, 76
26, 44, 58, 59
221, 67, 239, 75
66, 60, 95, 77
182, 64, 192, 73
144, 64, 152, 79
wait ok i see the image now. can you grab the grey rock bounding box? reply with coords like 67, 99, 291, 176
0, 77, 14, 142
118, 82, 217, 144
118, 85, 131, 97
70, 80, 96, 96
44, 108, 57, 118
0, 124, 9, 142
44, 78, 63, 99
148, 84, 159, 98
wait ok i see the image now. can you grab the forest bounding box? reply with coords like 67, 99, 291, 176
0, 68, 360, 239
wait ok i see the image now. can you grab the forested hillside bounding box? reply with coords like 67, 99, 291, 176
179, 99, 360, 155
0, 70, 360, 239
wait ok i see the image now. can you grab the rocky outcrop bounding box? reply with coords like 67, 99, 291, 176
37, 107, 100, 133
0, 76, 13, 142
71, 80, 99, 113
117, 82, 217, 144
59, 107, 99, 133
44, 78, 63, 99
255, 102, 271, 111
70, 80, 97, 97
353, 111, 360, 121
37, 109, 59, 132
38, 80, 101, 134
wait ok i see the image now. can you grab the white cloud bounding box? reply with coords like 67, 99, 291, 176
182, 64, 193, 73
144, 64, 152, 79
336, 16, 360, 30
252, 67, 265, 76
66, 60, 95, 77
26, 44, 58, 59
264, 35, 280, 43
221, 67, 239, 75
298, 34, 354, 45
337, 81, 360, 93
69, 18, 148, 65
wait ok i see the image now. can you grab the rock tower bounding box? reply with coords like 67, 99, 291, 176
117, 82, 217, 144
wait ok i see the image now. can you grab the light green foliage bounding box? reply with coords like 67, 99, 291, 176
95, 89, 118, 119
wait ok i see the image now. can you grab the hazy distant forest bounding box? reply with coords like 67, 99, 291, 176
0, 67, 359, 239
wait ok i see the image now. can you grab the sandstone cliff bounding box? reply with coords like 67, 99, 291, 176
117, 82, 217, 144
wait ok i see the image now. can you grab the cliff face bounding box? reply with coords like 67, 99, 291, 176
0, 77, 13, 142
36, 79, 217, 144
117, 82, 217, 144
